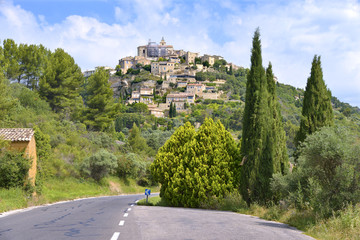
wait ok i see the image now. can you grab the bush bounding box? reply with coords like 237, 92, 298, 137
81, 149, 117, 182
0, 150, 31, 189
271, 126, 360, 216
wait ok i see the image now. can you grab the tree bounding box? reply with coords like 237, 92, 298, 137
115, 65, 122, 76
128, 123, 152, 154
151, 119, 239, 208
240, 28, 271, 204
266, 62, 288, 173
202, 61, 210, 68
39, 48, 84, 117
2, 39, 21, 81
169, 102, 176, 118
0, 53, 16, 121
83, 67, 117, 131
295, 55, 333, 145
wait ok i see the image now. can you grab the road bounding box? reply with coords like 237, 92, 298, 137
0, 194, 314, 240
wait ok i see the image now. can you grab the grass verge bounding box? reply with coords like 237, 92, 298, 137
0, 176, 160, 213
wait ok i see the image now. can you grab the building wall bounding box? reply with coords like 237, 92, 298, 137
185, 51, 199, 64
9, 136, 37, 186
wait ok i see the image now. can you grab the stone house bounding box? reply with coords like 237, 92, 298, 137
151, 61, 175, 76
185, 51, 199, 65
186, 83, 205, 96
0, 128, 37, 186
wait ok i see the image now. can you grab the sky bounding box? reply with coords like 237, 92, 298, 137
0, 0, 359, 107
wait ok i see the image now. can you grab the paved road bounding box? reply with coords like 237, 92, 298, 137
134, 206, 314, 240
0, 194, 314, 240
0, 194, 143, 240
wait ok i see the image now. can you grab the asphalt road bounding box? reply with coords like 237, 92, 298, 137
0, 194, 314, 240
0, 194, 144, 240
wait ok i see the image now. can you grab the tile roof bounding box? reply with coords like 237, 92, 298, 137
0, 128, 35, 141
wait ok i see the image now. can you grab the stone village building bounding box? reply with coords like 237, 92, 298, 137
0, 128, 37, 186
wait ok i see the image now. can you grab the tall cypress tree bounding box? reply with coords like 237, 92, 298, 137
295, 55, 333, 145
240, 28, 269, 204
264, 63, 289, 184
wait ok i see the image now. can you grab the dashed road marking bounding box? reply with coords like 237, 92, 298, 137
127, 208, 132, 211
131, 204, 134, 207
124, 213, 128, 217
110, 232, 120, 240
119, 220, 125, 226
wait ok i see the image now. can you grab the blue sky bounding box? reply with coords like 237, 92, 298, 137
1, 0, 360, 107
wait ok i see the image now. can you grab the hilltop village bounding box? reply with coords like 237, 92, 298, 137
83, 38, 242, 118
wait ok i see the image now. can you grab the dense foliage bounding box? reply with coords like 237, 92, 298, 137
295, 55, 334, 145
272, 126, 360, 216
240, 29, 287, 204
0, 150, 31, 189
151, 119, 239, 207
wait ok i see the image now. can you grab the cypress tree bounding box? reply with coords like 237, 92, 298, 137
257, 63, 289, 201
240, 28, 269, 204
295, 55, 333, 145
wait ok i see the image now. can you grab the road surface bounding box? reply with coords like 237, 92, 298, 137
0, 194, 314, 240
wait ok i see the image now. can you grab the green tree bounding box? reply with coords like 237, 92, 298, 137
2, 39, 21, 81
128, 123, 152, 155
266, 62, 288, 173
295, 55, 334, 145
202, 61, 210, 68
39, 48, 84, 117
83, 67, 117, 131
240, 28, 270, 204
0, 65, 16, 122
152, 119, 239, 208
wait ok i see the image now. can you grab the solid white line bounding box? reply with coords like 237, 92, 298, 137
119, 220, 125, 226
124, 213, 129, 217
110, 232, 120, 240
127, 208, 132, 211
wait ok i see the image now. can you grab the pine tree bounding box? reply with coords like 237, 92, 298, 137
240, 28, 269, 204
169, 102, 173, 118
295, 55, 333, 145
83, 67, 117, 131
39, 48, 83, 116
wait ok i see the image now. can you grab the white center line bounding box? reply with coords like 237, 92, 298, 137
124, 213, 128, 217
119, 220, 125, 226
127, 208, 132, 211
110, 232, 120, 240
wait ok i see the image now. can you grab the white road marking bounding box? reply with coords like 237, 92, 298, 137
119, 220, 125, 226
131, 204, 134, 207
110, 232, 120, 240
127, 208, 132, 211
124, 213, 128, 217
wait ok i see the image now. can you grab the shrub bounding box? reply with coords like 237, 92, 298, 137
271, 126, 360, 216
81, 149, 117, 181
0, 150, 31, 189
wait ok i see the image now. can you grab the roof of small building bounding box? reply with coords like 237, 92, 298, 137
0, 128, 35, 141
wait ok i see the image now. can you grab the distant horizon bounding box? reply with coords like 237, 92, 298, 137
0, 0, 359, 107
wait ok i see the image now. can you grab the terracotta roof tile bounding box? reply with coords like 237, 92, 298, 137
0, 128, 35, 141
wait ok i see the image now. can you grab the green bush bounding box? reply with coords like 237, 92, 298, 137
81, 149, 117, 182
0, 150, 31, 189
271, 126, 360, 216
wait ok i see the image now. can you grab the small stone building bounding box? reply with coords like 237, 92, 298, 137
0, 128, 37, 186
